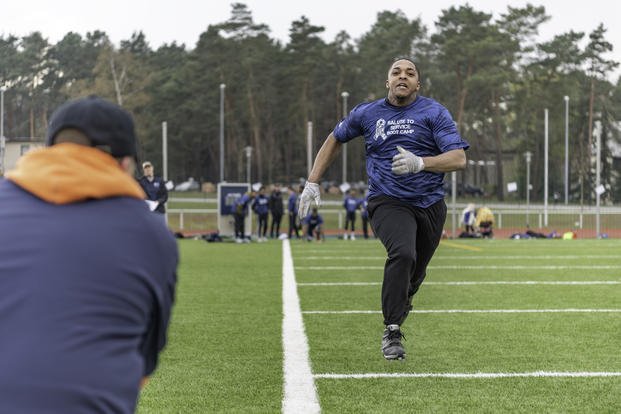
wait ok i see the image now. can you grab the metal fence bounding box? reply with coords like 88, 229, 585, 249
166, 198, 621, 239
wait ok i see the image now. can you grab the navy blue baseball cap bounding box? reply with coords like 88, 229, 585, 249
46, 96, 138, 157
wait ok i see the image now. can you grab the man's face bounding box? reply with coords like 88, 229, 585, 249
143, 165, 154, 178
386, 60, 420, 99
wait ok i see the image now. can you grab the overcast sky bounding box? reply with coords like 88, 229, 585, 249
2, 0, 620, 81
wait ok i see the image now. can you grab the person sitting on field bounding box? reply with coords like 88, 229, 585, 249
303, 207, 325, 242
475, 206, 494, 238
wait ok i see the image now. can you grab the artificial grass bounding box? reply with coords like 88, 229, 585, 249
136, 240, 283, 413
136, 238, 621, 412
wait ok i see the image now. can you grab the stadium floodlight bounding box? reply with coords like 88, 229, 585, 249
341, 91, 349, 184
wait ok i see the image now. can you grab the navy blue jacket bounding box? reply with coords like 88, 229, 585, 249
0, 180, 177, 413
268, 191, 284, 216
138, 175, 168, 213
252, 194, 269, 216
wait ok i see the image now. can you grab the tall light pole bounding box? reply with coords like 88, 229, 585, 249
341, 91, 349, 184
595, 127, 601, 238
564, 96, 569, 204
306, 121, 313, 177
162, 121, 168, 181
219, 83, 226, 183
525, 151, 532, 225
544, 108, 549, 226
0, 87, 6, 175
244, 146, 252, 184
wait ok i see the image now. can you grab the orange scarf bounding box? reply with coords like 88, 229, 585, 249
7, 143, 145, 204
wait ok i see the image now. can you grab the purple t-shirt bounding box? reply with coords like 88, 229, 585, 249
333, 96, 469, 207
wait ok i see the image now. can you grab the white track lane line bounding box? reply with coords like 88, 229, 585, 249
282, 239, 321, 414
314, 371, 621, 379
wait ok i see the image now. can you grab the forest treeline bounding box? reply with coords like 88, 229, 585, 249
1, 3, 620, 202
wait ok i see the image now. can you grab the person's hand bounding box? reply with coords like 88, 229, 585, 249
391, 145, 424, 175
298, 182, 321, 218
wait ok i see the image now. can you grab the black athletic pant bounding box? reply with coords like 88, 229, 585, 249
288, 213, 300, 238
257, 213, 268, 238
307, 223, 321, 240
234, 212, 245, 239
270, 213, 282, 238
344, 211, 356, 231
361, 215, 369, 239
368, 196, 446, 326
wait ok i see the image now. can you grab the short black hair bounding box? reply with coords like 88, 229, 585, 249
389, 56, 421, 83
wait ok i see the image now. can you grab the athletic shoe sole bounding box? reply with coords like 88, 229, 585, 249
383, 352, 406, 360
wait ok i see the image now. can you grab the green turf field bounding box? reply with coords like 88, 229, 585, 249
137, 238, 621, 413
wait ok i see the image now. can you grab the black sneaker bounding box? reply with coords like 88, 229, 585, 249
382, 324, 406, 360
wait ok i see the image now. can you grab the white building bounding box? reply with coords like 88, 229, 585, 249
1, 138, 44, 175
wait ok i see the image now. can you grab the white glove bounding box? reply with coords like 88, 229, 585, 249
391, 145, 425, 175
298, 182, 321, 218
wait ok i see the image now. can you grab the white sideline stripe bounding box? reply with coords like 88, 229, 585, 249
281, 239, 320, 414
314, 371, 621, 380
297, 281, 621, 286
299, 255, 621, 260
296, 265, 621, 270
303, 308, 621, 314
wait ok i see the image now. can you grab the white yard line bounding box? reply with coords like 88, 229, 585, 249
281, 239, 320, 414
314, 371, 621, 380
298, 255, 621, 260
297, 281, 621, 286
303, 308, 621, 314
296, 265, 621, 270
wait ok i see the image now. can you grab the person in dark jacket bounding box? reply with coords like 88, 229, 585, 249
233, 190, 254, 243
343, 189, 359, 240
0, 96, 178, 413
268, 185, 284, 238
138, 161, 168, 217
252, 186, 269, 242
287, 185, 301, 239
360, 195, 370, 239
